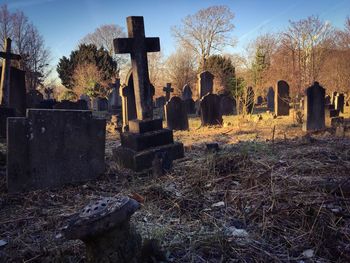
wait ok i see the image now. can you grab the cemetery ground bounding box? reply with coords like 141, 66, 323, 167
1, 108, 350, 262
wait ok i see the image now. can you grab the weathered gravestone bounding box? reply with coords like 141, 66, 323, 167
198, 71, 214, 99
200, 93, 223, 126
182, 84, 192, 100
256, 96, 263, 105
120, 70, 137, 131
275, 80, 290, 116
7, 109, 106, 192
335, 93, 345, 113
113, 16, 184, 172
246, 86, 254, 114
163, 83, 173, 101
80, 94, 91, 109
267, 87, 274, 111
325, 104, 340, 128
108, 79, 121, 114
219, 95, 235, 115
302, 82, 325, 131
26, 90, 44, 108
155, 96, 166, 108
325, 95, 331, 105
0, 38, 25, 138
331, 91, 338, 105
165, 96, 189, 130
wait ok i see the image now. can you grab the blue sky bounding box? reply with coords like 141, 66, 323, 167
2, 0, 350, 81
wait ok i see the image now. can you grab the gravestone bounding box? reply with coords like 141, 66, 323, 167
120, 70, 137, 131
182, 84, 192, 100
275, 80, 290, 116
331, 91, 338, 105
198, 71, 214, 99
267, 87, 274, 111
108, 78, 121, 114
163, 83, 173, 101
7, 109, 106, 192
325, 95, 331, 105
26, 90, 44, 108
302, 82, 325, 131
335, 93, 345, 113
165, 96, 189, 130
220, 95, 235, 115
80, 94, 91, 109
155, 96, 166, 108
200, 93, 223, 126
113, 16, 184, 171
184, 98, 195, 114
325, 104, 340, 128
246, 86, 254, 114
256, 96, 263, 105
36, 99, 57, 109
98, 98, 109, 111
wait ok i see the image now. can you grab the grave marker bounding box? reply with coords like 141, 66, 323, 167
275, 80, 290, 116
165, 96, 189, 130
198, 71, 214, 99
302, 82, 325, 131
163, 83, 173, 101
200, 93, 223, 126
267, 87, 274, 111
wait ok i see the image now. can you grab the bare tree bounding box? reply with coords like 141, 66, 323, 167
0, 5, 51, 90
80, 24, 127, 75
165, 47, 197, 95
172, 5, 235, 68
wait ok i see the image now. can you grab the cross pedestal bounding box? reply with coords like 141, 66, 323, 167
113, 17, 183, 172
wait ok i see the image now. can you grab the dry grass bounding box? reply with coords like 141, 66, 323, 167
0, 109, 350, 262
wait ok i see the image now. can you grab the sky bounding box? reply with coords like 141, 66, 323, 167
1, 0, 350, 82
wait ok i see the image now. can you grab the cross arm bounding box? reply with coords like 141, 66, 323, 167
0, 52, 21, 60
146, 38, 160, 52
113, 38, 134, 54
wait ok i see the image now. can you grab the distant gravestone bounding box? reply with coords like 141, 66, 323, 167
26, 90, 44, 108
98, 98, 109, 111
331, 91, 338, 105
165, 96, 188, 130
275, 80, 290, 116
220, 95, 235, 115
7, 109, 106, 192
80, 94, 91, 109
120, 70, 137, 131
108, 79, 121, 114
325, 95, 331, 105
200, 93, 223, 126
163, 83, 173, 101
198, 71, 214, 99
256, 96, 263, 105
53, 100, 88, 110
302, 82, 325, 131
155, 96, 166, 108
182, 84, 192, 100
267, 87, 274, 111
184, 98, 195, 114
246, 86, 254, 114
36, 99, 57, 109
325, 104, 340, 127
335, 93, 345, 113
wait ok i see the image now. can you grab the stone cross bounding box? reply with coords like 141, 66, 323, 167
163, 83, 173, 101
113, 16, 160, 120
0, 38, 21, 106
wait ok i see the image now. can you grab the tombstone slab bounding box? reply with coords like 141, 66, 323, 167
275, 80, 290, 116
267, 87, 274, 111
200, 93, 223, 126
198, 71, 214, 99
220, 95, 235, 115
165, 96, 189, 130
335, 93, 345, 113
7, 109, 106, 192
182, 84, 192, 100
184, 98, 195, 114
302, 82, 325, 131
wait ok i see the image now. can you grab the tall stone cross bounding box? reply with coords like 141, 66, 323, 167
0, 38, 21, 106
113, 16, 160, 120
163, 83, 173, 101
